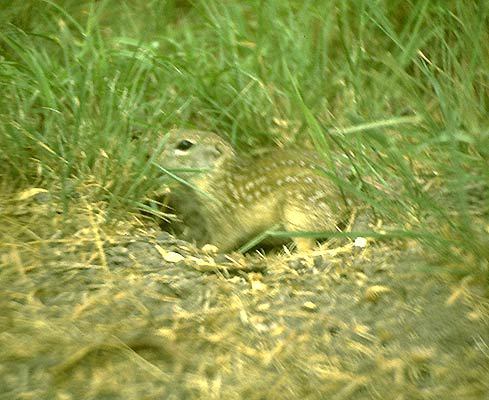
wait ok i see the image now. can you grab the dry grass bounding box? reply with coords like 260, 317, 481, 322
1, 188, 488, 399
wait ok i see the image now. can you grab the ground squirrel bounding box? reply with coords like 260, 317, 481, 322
154, 129, 347, 252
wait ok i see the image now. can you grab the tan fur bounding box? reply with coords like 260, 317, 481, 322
155, 129, 346, 252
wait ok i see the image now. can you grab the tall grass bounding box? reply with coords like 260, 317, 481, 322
0, 0, 487, 279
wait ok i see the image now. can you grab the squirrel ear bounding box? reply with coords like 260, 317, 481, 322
202, 145, 224, 163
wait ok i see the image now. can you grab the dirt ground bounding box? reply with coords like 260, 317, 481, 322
1, 189, 488, 399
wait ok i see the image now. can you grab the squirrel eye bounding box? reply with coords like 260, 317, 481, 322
176, 139, 194, 151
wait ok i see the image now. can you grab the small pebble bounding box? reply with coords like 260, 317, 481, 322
156, 231, 174, 242
202, 244, 219, 254
302, 301, 318, 312
162, 251, 185, 263
354, 237, 368, 248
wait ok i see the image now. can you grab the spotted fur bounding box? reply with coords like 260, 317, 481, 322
155, 129, 346, 252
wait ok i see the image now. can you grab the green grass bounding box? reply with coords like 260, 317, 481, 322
1, 0, 488, 280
